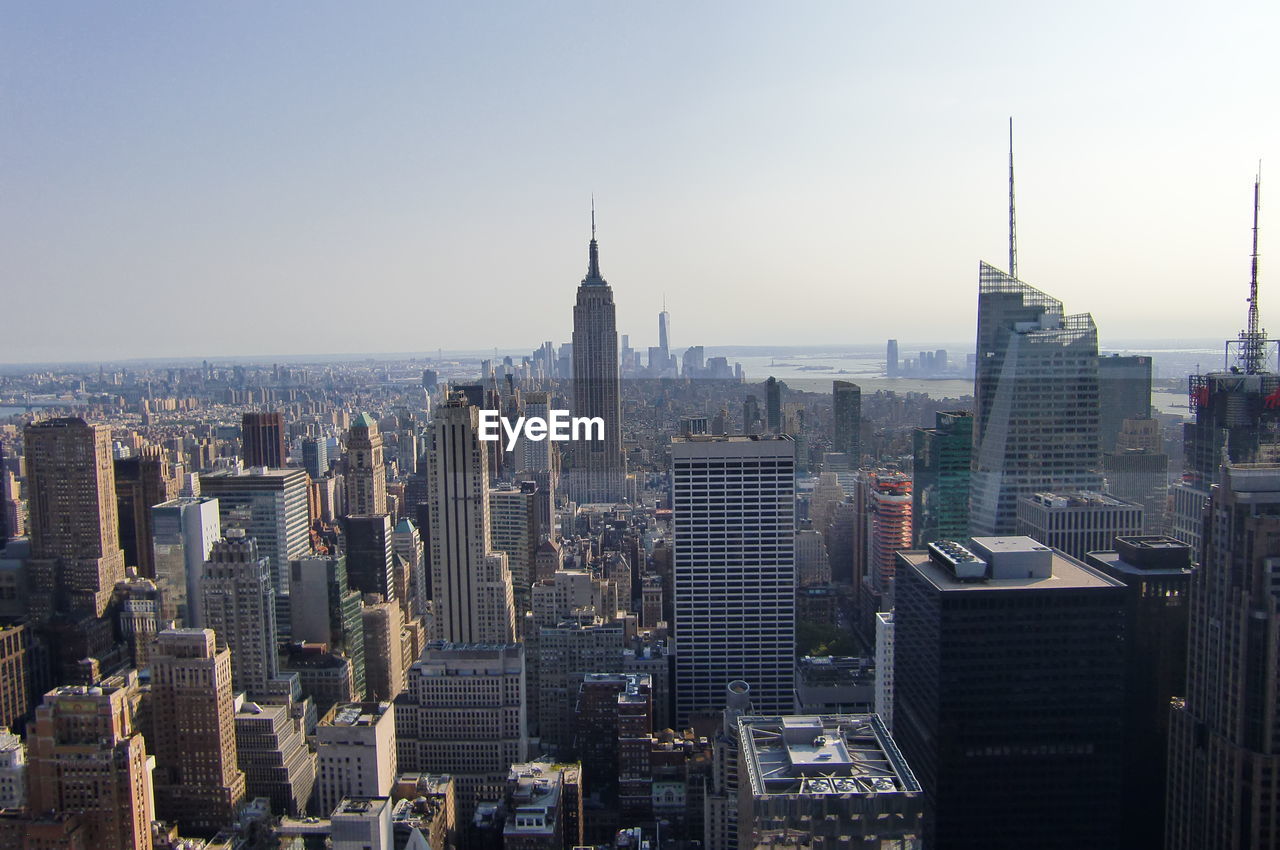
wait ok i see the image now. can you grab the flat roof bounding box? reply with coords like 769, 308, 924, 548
898, 549, 1124, 592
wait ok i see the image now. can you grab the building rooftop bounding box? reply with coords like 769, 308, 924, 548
1025, 491, 1138, 509
901, 539, 1124, 592
324, 701, 391, 727
738, 714, 920, 798
671, 434, 794, 443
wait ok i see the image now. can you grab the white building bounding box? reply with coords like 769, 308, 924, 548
199, 467, 310, 596
875, 611, 895, 732
315, 702, 397, 817
151, 496, 221, 626
331, 796, 393, 850
671, 435, 796, 721
0, 726, 25, 809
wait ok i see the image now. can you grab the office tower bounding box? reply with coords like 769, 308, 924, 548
200, 467, 310, 595
794, 529, 829, 587
151, 496, 221, 625
886, 339, 899, 377
489, 482, 542, 615
315, 702, 397, 816
422, 369, 439, 390
682, 345, 705, 378
671, 435, 795, 721
0, 727, 24, 809
426, 399, 516, 644
572, 672, 650, 806
0, 626, 32, 732
113, 445, 178, 577
331, 797, 394, 849
893, 537, 1126, 849
149, 628, 246, 834
853, 470, 912, 638
24, 417, 127, 620
705, 681, 752, 850
290, 556, 366, 697
659, 302, 672, 360
1103, 418, 1169, 535
302, 437, 329, 480
344, 513, 395, 602
285, 643, 357, 716
391, 518, 428, 618
736, 715, 922, 848
538, 619, 625, 749
27, 684, 155, 850
741, 394, 762, 435
234, 696, 316, 816
1097, 354, 1153, 451
1083, 536, 1192, 850
970, 265, 1102, 535
242, 411, 287, 468
394, 642, 529, 819
0, 442, 8, 546
1168, 466, 1280, 850
201, 530, 290, 700
116, 574, 162, 669
874, 611, 894, 731
832, 380, 861, 462
912, 410, 972, 547
361, 601, 405, 701
765, 377, 782, 433
568, 214, 627, 504
346, 413, 388, 516
1015, 491, 1144, 560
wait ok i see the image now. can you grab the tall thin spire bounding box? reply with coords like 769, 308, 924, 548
1241, 166, 1265, 373
1008, 117, 1018, 280
585, 197, 603, 283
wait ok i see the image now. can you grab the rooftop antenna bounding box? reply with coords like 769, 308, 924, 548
1008, 117, 1018, 280
1241, 166, 1265, 374
591, 194, 596, 241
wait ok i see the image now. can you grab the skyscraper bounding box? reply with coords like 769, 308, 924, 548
1168, 465, 1280, 850
671, 435, 796, 721
886, 339, 899, 377
912, 410, 972, 547
27, 683, 155, 850
970, 264, 1102, 535
201, 530, 292, 701
149, 628, 246, 835
113, 444, 178, 578
242, 411, 287, 468
568, 212, 627, 504
346, 413, 388, 516
151, 496, 221, 626
199, 467, 310, 596
302, 437, 329, 480
24, 417, 127, 620
832, 380, 861, 462
426, 398, 516, 644
893, 538, 1126, 849
765, 377, 781, 434
1097, 354, 1152, 452
344, 513, 395, 602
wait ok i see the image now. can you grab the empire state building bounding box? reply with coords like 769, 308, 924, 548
568, 213, 627, 503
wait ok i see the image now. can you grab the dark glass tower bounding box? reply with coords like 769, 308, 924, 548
832, 380, 861, 462
241, 411, 286, 468
911, 410, 972, 546
568, 213, 626, 503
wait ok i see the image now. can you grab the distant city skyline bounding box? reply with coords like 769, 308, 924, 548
3, 3, 1278, 362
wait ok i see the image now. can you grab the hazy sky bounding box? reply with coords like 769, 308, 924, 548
3, 2, 1278, 364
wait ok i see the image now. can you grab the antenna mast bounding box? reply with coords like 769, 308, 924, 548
1008, 117, 1018, 280
1242, 168, 1265, 373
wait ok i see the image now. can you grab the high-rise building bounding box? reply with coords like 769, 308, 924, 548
234, 696, 316, 816
893, 537, 1126, 849
1084, 536, 1193, 850
27, 683, 155, 850
912, 410, 972, 547
201, 530, 292, 701
886, 339, 899, 377
832, 380, 861, 463
151, 496, 221, 626
1097, 354, 1152, 452
331, 796, 394, 850
149, 628, 246, 835
344, 513, 395, 602
0, 726, 24, 809
671, 435, 795, 721
1015, 490, 1144, 561
242, 411, 287, 468
114, 445, 178, 577
394, 642, 529, 820
346, 413, 388, 516
1103, 418, 1169, 535
315, 701, 397, 816
856, 470, 912, 630
765, 377, 781, 434
0, 442, 9, 546
970, 265, 1102, 535
736, 714, 922, 848
24, 417, 127, 620
568, 215, 627, 504
0, 626, 32, 734
426, 399, 516, 644
199, 467, 310, 596
489, 482, 542, 616
289, 555, 366, 698
302, 437, 329, 480
361, 601, 405, 701
391, 518, 428, 619
1168, 465, 1280, 850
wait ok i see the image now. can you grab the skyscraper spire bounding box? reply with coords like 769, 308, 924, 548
585, 197, 604, 283
1008, 117, 1018, 280
1241, 166, 1265, 373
